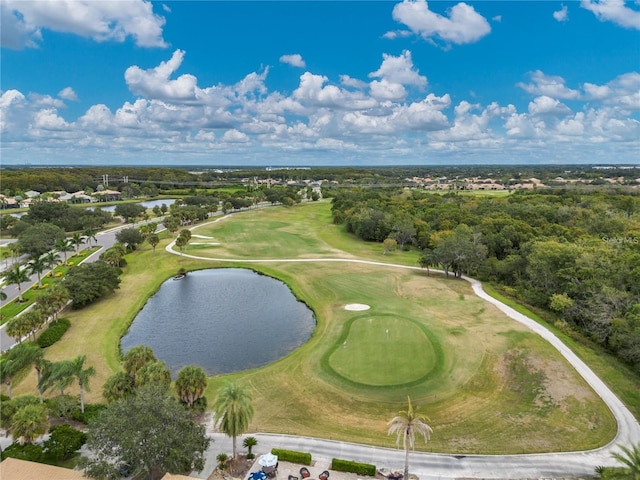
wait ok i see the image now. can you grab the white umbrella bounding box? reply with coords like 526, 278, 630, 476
258, 453, 278, 467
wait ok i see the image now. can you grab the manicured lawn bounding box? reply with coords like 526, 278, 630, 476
10, 202, 621, 454
327, 314, 439, 387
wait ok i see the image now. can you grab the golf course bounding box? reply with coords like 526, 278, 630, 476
15, 200, 619, 455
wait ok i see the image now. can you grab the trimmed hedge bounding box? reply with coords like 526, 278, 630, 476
331, 459, 376, 476
37, 318, 71, 348
270, 448, 312, 466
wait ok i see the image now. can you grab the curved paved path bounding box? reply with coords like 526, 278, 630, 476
166, 222, 640, 479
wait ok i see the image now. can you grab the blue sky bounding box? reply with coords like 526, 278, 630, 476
1, 0, 639, 166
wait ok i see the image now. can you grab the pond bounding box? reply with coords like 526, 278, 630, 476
120, 268, 315, 376
91, 198, 177, 213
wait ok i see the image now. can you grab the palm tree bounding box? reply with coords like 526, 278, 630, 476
10, 404, 49, 444
55, 237, 73, 265
211, 382, 254, 460
135, 360, 171, 390
83, 226, 97, 248
70, 232, 84, 254
19, 309, 46, 341
4, 264, 30, 302
102, 371, 135, 403
43, 250, 61, 271
387, 397, 433, 480
122, 345, 156, 381
175, 365, 208, 408
28, 255, 49, 288
611, 443, 640, 479
0, 343, 41, 398
243, 436, 258, 457
69, 354, 96, 413
34, 284, 69, 323
40, 360, 75, 397
5, 316, 31, 344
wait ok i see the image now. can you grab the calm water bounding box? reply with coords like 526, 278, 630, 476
93, 198, 177, 213
121, 269, 315, 376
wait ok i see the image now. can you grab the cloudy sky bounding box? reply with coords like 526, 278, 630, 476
1, 0, 639, 166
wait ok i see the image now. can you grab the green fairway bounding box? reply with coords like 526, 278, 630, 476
327, 314, 438, 387
10, 200, 622, 454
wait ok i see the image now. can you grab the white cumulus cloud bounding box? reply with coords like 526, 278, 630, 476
280, 54, 306, 68
528, 96, 572, 116
390, 0, 491, 45
0, 0, 167, 49
58, 87, 79, 102
581, 0, 640, 30
369, 51, 427, 87
125, 50, 198, 102
553, 5, 569, 22
517, 70, 581, 99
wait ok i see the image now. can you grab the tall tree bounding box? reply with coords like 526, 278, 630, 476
62, 261, 121, 308
28, 255, 49, 288
5, 315, 31, 344
69, 354, 96, 413
0, 343, 42, 398
83, 226, 97, 247
175, 235, 187, 255
4, 264, 30, 302
83, 384, 210, 480
147, 233, 160, 256
70, 232, 85, 254
116, 227, 144, 251
175, 365, 208, 408
42, 250, 61, 271
34, 284, 69, 323
211, 382, 254, 459
55, 237, 73, 265
387, 397, 433, 480
17, 223, 66, 259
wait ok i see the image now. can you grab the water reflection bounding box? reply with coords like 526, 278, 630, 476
121, 269, 315, 376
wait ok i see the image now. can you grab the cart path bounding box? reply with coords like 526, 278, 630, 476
166, 237, 640, 479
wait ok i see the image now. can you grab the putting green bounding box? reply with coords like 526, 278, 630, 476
327, 314, 439, 387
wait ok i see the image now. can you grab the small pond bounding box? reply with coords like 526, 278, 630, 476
120, 268, 315, 376
90, 198, 177, 213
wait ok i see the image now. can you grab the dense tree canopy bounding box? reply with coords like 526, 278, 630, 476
83, 384, 210, 480
62, 261, 121, 308
17, 223, 66, 258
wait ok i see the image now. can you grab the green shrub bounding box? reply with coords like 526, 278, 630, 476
1, 442, 45, 462
37, 318, 71, 348
45, 394, 79, 419
43, 424, 87, 461
270, 448, 312, 465
70, 403, 107, 424
331, 459, 376, 476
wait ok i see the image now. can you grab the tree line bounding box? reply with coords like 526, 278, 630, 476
330, 188, 640, 372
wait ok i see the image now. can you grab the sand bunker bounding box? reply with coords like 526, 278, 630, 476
344, 304, 371, 311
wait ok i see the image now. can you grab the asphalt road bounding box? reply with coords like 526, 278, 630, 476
0, 221, 143, 351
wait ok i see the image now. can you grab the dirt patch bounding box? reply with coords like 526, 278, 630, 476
527, 354, 593, 404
